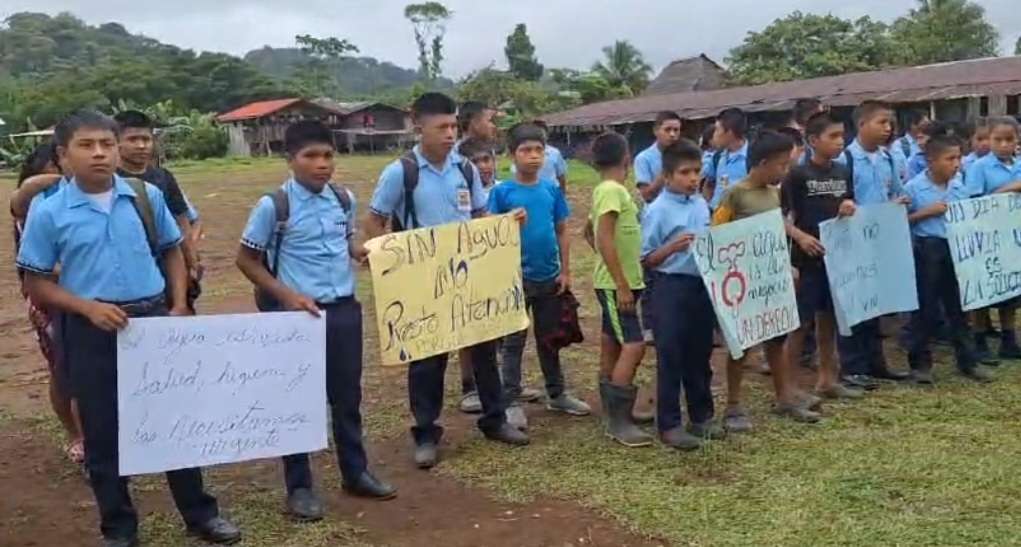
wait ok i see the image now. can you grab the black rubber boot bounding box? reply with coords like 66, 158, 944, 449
603, 382, 653, 448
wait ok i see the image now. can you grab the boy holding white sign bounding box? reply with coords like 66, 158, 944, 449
364, 92, 529, 469
712, 130, 821, 430
237, 120, 396, 520
16, 111, 240, 547
782, 112, 864, 399
964, 117, 1021, 360
904, 134, 991, 383
838, 101, 912, 384
640, 141, 720, 449
488, 124, 590, 432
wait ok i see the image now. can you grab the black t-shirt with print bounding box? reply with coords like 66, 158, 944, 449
782, 160, 854, 269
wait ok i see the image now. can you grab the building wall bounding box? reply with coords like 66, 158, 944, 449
337, 108, 409, 131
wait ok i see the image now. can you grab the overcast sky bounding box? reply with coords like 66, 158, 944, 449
4, 0, 1020, 77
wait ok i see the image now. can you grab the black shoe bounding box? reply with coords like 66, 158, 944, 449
960, 366, 994, 383
414, 442, 438, 469
842, 374, 880, 391
286, 487, 324, 521
999, 339, 1021, 360
483, 423, 530, 446
187, 517, 241, 545
870, 367, 910, 381
103, 537, 139, 547
910, 369, 934, 385
343, 471, 397, 500
974, 337, 1001, 366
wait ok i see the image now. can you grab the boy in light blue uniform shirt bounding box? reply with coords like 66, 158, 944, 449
640, 140, 720, 450
904, 134, 990, 383
16, 111, 240, 547
633, 111, 683, 344
963, 116, 1021, 359
837, 101, 911, 383
702, 107, 749, 210
237, 121, 396, 521
363, 92, 529, 470
488, 124, 591, 431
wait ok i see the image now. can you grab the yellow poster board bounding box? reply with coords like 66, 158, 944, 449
365, 214, 530, 365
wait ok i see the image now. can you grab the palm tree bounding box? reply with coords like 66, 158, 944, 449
592, 40, 653, 96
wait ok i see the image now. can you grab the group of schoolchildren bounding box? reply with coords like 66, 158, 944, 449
10, 90, 1021, 545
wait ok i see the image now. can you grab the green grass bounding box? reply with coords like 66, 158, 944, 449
440, 353, 1021, 546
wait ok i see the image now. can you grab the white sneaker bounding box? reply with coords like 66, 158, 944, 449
546, 393, 592, 416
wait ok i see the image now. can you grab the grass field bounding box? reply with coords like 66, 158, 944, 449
2, 154, 1021, 546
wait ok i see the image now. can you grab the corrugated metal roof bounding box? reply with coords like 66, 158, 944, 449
546, 56, 1021, 128
313, 98, 406, 115
216, 98, 305, 123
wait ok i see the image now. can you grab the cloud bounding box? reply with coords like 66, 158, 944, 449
4, 0, 1019, 77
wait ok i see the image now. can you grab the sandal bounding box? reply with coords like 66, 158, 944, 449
65, 439, 85, 465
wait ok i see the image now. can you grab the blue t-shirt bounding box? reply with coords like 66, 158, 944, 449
487, 178, 570, 282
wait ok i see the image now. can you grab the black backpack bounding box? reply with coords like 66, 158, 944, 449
254, 183, 352, 311
392, 152, 477, 232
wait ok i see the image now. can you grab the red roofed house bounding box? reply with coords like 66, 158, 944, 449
217, 98, 344, 156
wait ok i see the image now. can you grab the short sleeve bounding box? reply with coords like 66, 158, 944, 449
345, 190, 358, 237
240, 196, 276, 251
552, 184, 570, 223
469, 163, 488, 213
486, 185, 506, 214
15, 204, 58, 274
183, 194, 200, 222
593, 184, 626, 218
161, 169, 189, 217
639, 205, 662, 258
903, 183, 920, 214
965, 162, 987, 197
148, 184, 183, 251
634, 154, 653, 186
368, 160, 405, 217
555, 150, 568, 178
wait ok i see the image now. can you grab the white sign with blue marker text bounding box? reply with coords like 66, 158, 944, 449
819, 203, 918, 336
946, 193, 1021, 311
116, 312, 327, 476
694, 209, 800, 359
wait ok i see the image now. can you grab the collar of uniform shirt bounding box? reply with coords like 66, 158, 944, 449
413, 144, 455, 173
661, 188, 696, 203
288, 178, 333, 201
66, 174, 133, 209
726, 141, 748, 162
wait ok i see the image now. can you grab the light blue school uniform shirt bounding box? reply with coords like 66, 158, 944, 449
16, 175, 181, 302
183, 194, 200, 223
640, 189, 710, 276
907, 151, 927, 179
703, 141, 748, 209
241, 179, 356, 302
840, 139, 906, 205
633, 144, 663, 187
964, 153, 1021, 197
904, 171, 970, 239
539, 145, 568, 184
894, 134, 922, 159
487, 178, 569, 282
370, 145, 487, 228
962, 152, 984, 174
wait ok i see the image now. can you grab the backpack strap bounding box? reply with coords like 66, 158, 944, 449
457, 158, 477, 205
901, 138, 912, 160
266, 189, 289, 276
843, 149, 855, 185
399, 153, 420, 231
326, 182, 352, 214
710, 149, 724, 184
124, 178, 158, 256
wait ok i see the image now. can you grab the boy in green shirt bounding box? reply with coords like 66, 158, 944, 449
589, 132, 651, 447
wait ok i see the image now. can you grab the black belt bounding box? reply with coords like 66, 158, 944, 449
316, 296, 356, 308
99, 294, 166, 316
